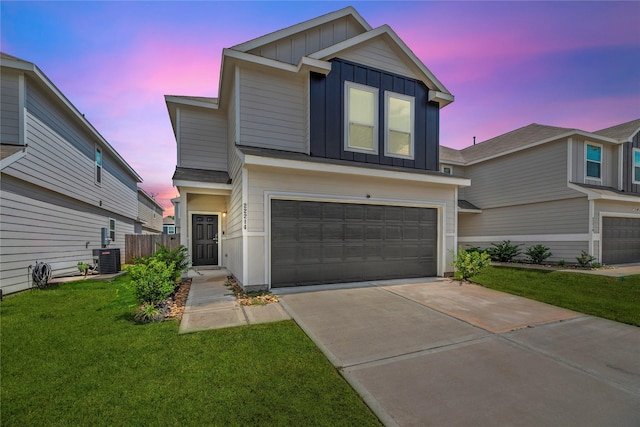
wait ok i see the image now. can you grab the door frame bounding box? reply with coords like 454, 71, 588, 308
264, 191, 446, 287
189, 210, 222, 266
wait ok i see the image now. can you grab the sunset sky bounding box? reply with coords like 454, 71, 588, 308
2, 1, 639, 216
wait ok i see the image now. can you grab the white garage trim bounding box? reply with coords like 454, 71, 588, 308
598, 212, 640, 264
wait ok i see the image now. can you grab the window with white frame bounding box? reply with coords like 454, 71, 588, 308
385, 91, 414, 159
344, 81, 378, 154
585, 143, 602, 180
109, 218, 116, 241
95, 147, 102, 185
633, 148, 640, 184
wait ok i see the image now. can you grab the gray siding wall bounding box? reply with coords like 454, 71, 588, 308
337, 38, 418, 80
137, 195, 163, 233
1, 69, 21, 145
247, 15, 363, 65
571, 139, 619, 188
178, 105, 228, 171
459, 240, 589, 264
462, 141, 577, 209
0, 175, 133, 294
238, 66, 307, 153
4, 111, 138, 220
458, 197, 589, 236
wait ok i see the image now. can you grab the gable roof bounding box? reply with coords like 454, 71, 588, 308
230, 7, 371, 53
439, 146, 465, 164
593, 118, 640, 142
0, 52, 143, 182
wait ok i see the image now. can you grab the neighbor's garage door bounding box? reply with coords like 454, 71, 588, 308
602, 217, 640, 264
271, 200, 438, 287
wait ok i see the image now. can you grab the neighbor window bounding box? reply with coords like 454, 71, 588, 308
585, 143, 602, 180
345, 81, 378, 154
442, 166, 453, 175
95, 147, 102, 185
109, 218, 116, 241
385, 92, 414, 159
633, 148, 640, 184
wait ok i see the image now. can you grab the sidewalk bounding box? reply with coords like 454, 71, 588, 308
178, 267, 289, 334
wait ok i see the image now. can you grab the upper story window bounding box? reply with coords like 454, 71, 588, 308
633, 148, 640, 184
344, 81, 379, 154
95, 147, 102, 185
441, 166, 453, 175
585, 143, 602, 180
109, 218, 116, 241
385, 92, 414, 159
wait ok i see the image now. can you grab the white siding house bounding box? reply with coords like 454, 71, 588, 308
166, 7, 468, 289
0, 53, 143, 294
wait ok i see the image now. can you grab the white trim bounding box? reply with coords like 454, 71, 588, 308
243, 154, 471, 187
264, 191, 447, 287
567, 138, 573, 184
222, 50, 332, 76
309, 25, 452, 99
234, 66, 240, 145
189, 211, 223, 267
241, 167, 249, 284
384, 91, 415, 160
633, 147, 640, 185
108, 217, 116, 242
164, 95, 218, 110
176, 106, 181, 166
584, 141, 603, 182
0, 145, 27, 170
441, 165, 453, 175
172, 180, 232, 192
94, 146, 102, 186
230, 6, 371, 52
589, 199, 595, 256
567, 182, 640, 202
344, 81, 379, 155
458, 234, 590, 243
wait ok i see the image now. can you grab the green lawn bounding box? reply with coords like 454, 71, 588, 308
471, 266, 640, 327
1, 276, 381, 426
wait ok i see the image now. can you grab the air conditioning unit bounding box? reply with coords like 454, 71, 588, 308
92, 248, 121, 274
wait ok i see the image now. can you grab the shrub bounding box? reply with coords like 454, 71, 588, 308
152, 244, 190, 280
557, 260, 566, 267
576, 251, 596, 268
525, 245, 552, 264
133, 303, 165, 324
453, 248, 491, 280
127, 259, 176, 305
487, 240, 522, 262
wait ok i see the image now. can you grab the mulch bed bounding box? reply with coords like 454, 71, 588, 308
165, 278, 192, 319
226, 277, 279, 306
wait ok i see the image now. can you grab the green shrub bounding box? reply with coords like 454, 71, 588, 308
576, 251, 596, 268
557, 260, 567, 267
488, 240, 522, 262
453, 248, 491, 280
127, 259, 176, 305
525, 245, 552, 264
152, 244, 190, 280
133, 303, 165, 324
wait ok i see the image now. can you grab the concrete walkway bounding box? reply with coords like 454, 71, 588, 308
178, 267, 289, 334
279, 279, 640, 427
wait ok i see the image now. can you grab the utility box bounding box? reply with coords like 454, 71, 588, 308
92, 248, 121, 274
101, 227, 110, 247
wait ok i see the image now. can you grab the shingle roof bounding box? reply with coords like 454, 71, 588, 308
439, 146, 465, 164
172, 167, 231, 184
459, 123, 574, 163
593, 118, 640, 142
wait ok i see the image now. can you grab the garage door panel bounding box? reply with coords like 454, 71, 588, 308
271, 200, 438, 287
602, 217, 640, 265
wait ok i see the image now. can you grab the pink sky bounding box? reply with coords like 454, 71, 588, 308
2, 1, 639, 216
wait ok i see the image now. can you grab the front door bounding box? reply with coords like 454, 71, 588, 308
192, 214, 219, 266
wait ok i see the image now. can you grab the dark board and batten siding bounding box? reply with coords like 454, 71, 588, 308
310, 59, 439, 171
622, 132, 640, 194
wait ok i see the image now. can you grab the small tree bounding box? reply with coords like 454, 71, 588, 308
453, 248, 491, 280
525, 245, 552, 264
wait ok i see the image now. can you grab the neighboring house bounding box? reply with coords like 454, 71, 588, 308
135, 188, 164, 234
440, 119, 640, 265
163, 216, 176, 235
166, 7, 469, 289
0, 53, 143, 294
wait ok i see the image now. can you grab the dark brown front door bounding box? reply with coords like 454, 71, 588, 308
192, 214, 219, 266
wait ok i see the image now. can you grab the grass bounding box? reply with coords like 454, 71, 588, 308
471, 266, 640, 326
1, 276, 381, 426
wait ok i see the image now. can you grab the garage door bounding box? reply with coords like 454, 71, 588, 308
271, 200, 438, 287
602, 217, 640, 264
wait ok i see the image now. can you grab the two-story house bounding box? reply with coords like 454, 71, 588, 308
136, 188, 164, 234
167, 7, 470, 289
441, 119, 640, 265
1, 53, 143, 294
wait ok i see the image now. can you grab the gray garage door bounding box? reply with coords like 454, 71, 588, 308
271, 200, 438, 287
602, 217, 640, 265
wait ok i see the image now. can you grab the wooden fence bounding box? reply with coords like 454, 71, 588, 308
125, 234, 181, 264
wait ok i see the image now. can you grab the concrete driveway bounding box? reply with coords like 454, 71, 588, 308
277, 279, 640, 427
